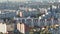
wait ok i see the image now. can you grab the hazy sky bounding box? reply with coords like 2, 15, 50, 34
0, 0, 29, 2
0, 0, 41, 1
0, 0, 59, 2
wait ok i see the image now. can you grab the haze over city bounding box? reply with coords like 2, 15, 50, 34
0, 0, 60, 2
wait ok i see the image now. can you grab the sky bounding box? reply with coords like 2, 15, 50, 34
0, 0, 28, 2
0, 0, 40, 2
0, 0, 60, 2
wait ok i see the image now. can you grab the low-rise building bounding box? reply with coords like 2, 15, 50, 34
0, 23, 7, 33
